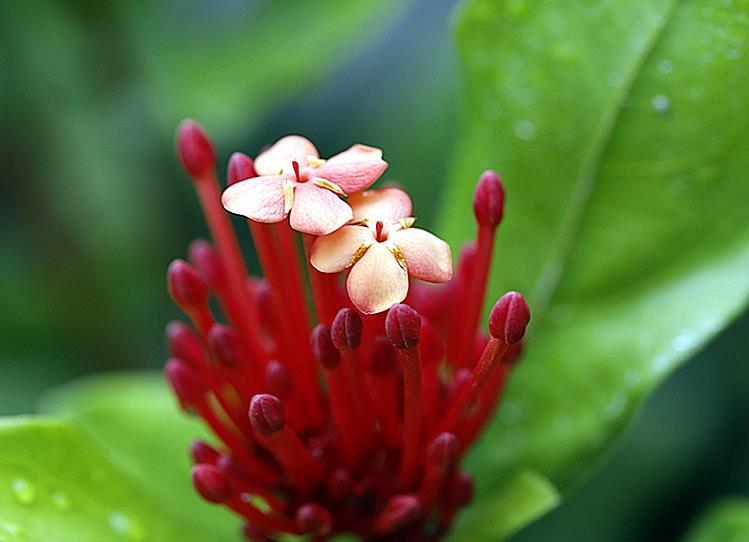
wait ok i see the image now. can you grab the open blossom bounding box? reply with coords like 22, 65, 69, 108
311, 188, 452, 314
168, 120, 529, 541
221, 135, 388, 236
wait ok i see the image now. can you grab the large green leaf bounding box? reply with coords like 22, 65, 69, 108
0, 417, 214, 542
683, 499, 749, 542
41, 374, 238, 541
441, 0, 749, 531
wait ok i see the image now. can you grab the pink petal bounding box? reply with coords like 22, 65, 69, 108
221, 175, 287, 223
310, 226, 374, 273
254, 135, 318, 176
390, 228, 453, 283
315, 144, 388, 194
289, 182, 353, 236
347, 242, 409, 314
348, 188, 413, 224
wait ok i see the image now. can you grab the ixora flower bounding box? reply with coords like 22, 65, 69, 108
221, 134, 388, 236
310, 188, 452, 314
168, 119, 531, 541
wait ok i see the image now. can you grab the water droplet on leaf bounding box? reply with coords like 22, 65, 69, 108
651, 94, 670, 113
10, 479, 36, 506
514, 119, 537, 141
657, 59, 673, 74
109, 512, 146, 541
52, 490, 72, 513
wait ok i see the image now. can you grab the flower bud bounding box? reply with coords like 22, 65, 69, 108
191, 464, 231, 503
166, 320, 203, 368
331, 308, 363, 351
310, 325, 341, 370
428, 432, 459, 468
264, 360, 292, 399
227, 152, 256, 186
385, 304, 421, 349
177, 119, 215, 178
375, 494, 421, 534
206, 324, 243, 368
190, 440, 220, 465
473, 170, 505, 228
188, 239, 223, 289
167, 259, 209, 310
295, 503, 332, 537
488, 291, 531, 344
445, 472, 474, 508
165, 358, 207, 408
249, 394, 285, 436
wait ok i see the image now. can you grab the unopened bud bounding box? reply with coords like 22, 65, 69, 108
295, 503, 332, 537
249, 394, 285, 436
188, 239, 224, 288
167, 259, 209, 310
473, 170, 505, 228
165, 358, 207, 408
176, 119, 215, 178
206, 324, 243, 368
191, 464, 230, 503
166, 321, 203, 367
227, 152, 256, 186
428, 432, 459, 468
385, 303, 421, 349
375, 494, 421, 534
331, 308, 362, 350
190, 440, 220, 465
264, 360, 292, 399
446, 472, 474, 508
310, 325, 341, 369
488, 291, 530, 344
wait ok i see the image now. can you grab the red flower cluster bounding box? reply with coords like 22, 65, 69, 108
166, 120, 530, 541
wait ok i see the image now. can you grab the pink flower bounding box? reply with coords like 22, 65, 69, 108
221, 135, 388, 236
310, 188, 453, 314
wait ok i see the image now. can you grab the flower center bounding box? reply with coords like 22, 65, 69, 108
375, 220, 386, 242
291, 160, 302, 183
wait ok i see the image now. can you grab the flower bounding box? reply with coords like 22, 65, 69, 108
168, 120, 530, 541
310, 188, 452, 314
221, 135, 388, 236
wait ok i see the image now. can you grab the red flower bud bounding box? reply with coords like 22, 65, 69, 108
264, 360, 292, 399
427, 432, 459, 468
249, 394, 285, 436
227, 152, 256, 186
191, 464, 231, 503
167, 259, 209, 310
488, 291, 530, 344
310, 325, 341, 370
188, 239, 223, 289
165, 358, 207, 409
206, 324, 243, 368
295, 503, 332, 537
375, 494, 421, 534
385, 304, 421, 349
331, 308, 363, 351
176, 119, 215, 178
473, 169, 505, 228
190, 440, 220, 465
165, 321, 203, 368
445, 472, 474, 508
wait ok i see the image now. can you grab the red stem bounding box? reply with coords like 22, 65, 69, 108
303, 234, 340, 325
396, 346, 423, 490
227, 496, 298, 534
322, 367, 360, 469
256, 427, 325, 494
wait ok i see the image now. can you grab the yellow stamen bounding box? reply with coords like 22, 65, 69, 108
283, 180, 295, 214
389, 244, 407, 270
397, 217, 416, 230
313, 177, 346, 196
351, 242, 372, 266
307, 156, 327, 168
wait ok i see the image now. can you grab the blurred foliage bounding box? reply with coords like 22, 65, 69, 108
683, 498, 749, 542
442, 0, 749, 536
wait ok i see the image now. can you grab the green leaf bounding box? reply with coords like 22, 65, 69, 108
133, 0, 407, 137
41, 373, 238, 541
683, 499, 749, 542
448, 470, 560, 542
0, 417, 217, 542
442, 0, 749, 531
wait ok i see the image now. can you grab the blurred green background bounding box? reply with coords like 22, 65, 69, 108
1, 1, 746, 540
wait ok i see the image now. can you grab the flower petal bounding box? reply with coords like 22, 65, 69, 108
310, 226, 374, 273
348, 188, 413, 224
221, 175, 287, 223
315, 144, 388, 194
390, 227, 453, 283
347, 242, 409, 314
254, 135, 319, 176
289, 183, 353, 236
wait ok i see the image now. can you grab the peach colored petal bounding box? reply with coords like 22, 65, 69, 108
221, 175, 287, 223
390, 228, 453, 283
310, 226, 374, 273
348, 188, 413, 224
289, 182, 353, 236
347, 242, 409, 314
254, 135, 319, 176
315, 144, 388, 194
